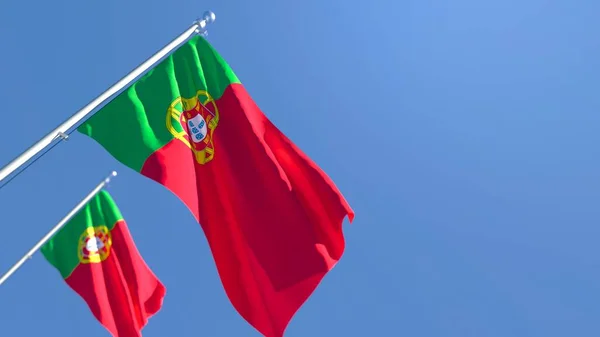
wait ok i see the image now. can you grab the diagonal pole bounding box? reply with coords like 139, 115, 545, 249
0, 11, 216, 187
0, 171, 117, 286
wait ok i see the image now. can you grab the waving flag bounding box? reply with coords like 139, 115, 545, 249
78, 35, 353, 337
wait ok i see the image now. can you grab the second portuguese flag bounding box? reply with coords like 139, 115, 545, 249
78, 35, 354, 336
41, 190, 165, 337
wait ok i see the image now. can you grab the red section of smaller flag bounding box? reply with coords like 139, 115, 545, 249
141, 83, 353, 336
66, 220, 165, 337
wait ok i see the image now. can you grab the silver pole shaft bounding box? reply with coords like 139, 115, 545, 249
0, 171, 118, 286
0, 11, 216, 185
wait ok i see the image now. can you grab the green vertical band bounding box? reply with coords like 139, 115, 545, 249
77, 35, 241, 172
41, 190, 124, 279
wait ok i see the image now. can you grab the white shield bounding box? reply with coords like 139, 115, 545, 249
86, 236, 104, 253
187, 114, 208, 143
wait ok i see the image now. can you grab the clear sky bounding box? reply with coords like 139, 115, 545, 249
1, 0, 600, 336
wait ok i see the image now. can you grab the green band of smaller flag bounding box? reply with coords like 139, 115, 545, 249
41, 190, 124, 279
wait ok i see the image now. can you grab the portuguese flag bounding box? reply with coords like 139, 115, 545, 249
78, 35, 354, 336
41, 190, 165, 337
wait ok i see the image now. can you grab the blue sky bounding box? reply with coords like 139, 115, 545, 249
1, 0, 600, 336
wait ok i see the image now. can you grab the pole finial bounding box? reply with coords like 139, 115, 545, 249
203, 11, 216, 24
194, 10, 216, 36
104, 170, 118, 184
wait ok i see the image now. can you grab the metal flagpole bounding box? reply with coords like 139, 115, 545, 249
0, 11, 216, 186
0, 171, 118, 286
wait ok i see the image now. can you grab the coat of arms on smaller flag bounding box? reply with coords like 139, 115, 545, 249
77, 225, 112, 264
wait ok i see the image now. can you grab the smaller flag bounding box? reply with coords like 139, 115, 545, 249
41, 190, 165, 337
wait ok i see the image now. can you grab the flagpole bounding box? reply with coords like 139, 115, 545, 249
0, 171, 118, 286
0, 11, 216, 186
